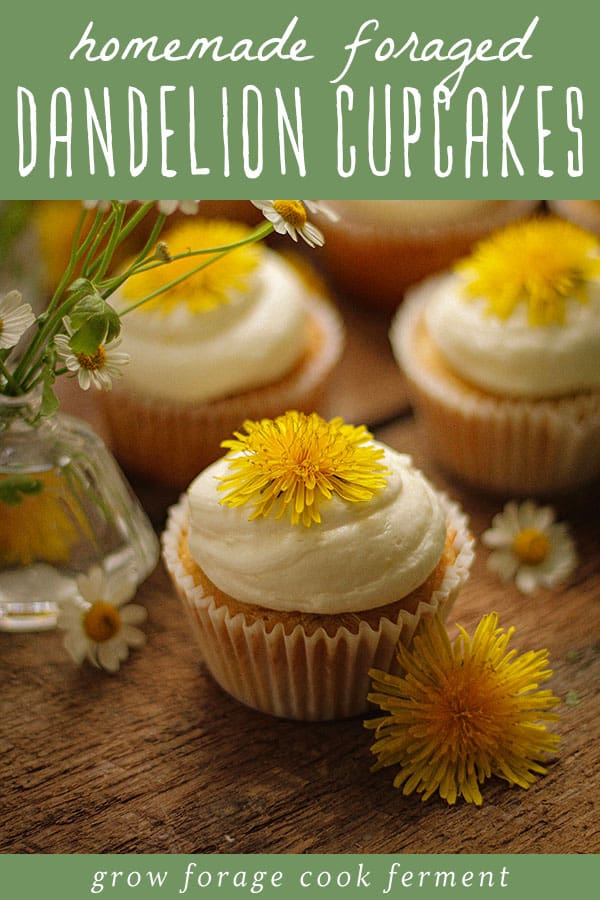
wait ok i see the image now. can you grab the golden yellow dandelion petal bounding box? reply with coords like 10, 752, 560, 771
218, 411, 390, 527
365, 612, 561, 805
120, 220, 262, 315
458, 217, 600, 327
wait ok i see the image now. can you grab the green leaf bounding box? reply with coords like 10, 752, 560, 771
69, 294, 121, 346
68, 315, 109, 355
40, 372, 60, 418
0, 475, 43, 506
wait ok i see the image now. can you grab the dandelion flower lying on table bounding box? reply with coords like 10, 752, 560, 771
365, 612, 561, 805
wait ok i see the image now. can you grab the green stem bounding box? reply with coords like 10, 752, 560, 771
0, 358, 20, 393
101, 221, 274, 303
117, 247, 242, 315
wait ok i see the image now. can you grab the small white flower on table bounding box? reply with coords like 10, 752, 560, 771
58, 567, 147, 673
482, 500, 577, 594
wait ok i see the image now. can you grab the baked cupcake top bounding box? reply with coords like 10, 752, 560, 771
187, 411, 447, 615
112, 219, 308, 403
421, 217, 600, 398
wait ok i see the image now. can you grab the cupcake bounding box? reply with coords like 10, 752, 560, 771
390, 216, 600, 495
162, 410, 474, 720
548, 200, 600, 235
313, 200, 539, 310
100, 219, 344, 487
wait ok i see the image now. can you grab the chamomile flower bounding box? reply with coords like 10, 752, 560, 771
0, 290, 36, 349
55, 319, 130, 391
251, 200, 327, 247
482, 500, 577, 594
58, 566, 147, 673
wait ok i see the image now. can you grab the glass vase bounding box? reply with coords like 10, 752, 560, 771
0, 387, 159, 632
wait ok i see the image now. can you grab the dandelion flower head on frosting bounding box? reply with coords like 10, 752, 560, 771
120, 219, 261, 315
458, 217, 600, 326
366, 612, 561, 805
482, 500, 577, 594
218, 410, 390, 527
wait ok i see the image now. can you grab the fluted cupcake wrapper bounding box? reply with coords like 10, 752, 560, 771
391, 292, 600, 496
162, 494, 474, 721
100, 294, 344, 488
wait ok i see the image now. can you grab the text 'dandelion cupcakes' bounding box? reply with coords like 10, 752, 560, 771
390, 216, 600, 495
162, 411, 474, 720
100, 219, 344, 487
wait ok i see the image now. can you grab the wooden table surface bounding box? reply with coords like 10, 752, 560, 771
2, 267, 599, 855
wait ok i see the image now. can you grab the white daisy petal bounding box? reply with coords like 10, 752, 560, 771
120, 625, 147, 649
0, 291, 36, 349
120, 604, 147, 626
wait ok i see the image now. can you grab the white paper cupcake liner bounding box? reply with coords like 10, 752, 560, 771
162, 493, 474, 721
391, 292, 600, 495
100, 294, 344, 488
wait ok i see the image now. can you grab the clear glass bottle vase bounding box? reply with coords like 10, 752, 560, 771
0, 387, 159, 632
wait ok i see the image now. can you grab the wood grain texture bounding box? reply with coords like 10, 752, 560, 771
1, 284, 599, 855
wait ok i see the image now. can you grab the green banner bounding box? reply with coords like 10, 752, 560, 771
0, 854, 597, 900
1, 0, 599, 196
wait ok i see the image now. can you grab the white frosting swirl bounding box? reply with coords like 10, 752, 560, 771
421, 273, 600, 398
113, 251, 308, 403
187, 445, 447, 614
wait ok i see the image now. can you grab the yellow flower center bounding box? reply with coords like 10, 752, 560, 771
84, 601, 121, 642
273, 200, 307, 229
218, 411, 389, 527
0, 318, 4, 337
121, 220, 261, 315
512, 528, 550, 564
458, 217, 600, 326
76, 345, 106, 371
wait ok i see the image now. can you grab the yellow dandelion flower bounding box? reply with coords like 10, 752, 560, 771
120, 219, 262, 315
365, 612, 560, 805
458, 217, 600, 326
218, 410, 390, 527
0, 469, 93, 567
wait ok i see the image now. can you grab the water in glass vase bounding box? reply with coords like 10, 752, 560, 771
0, 388, 159, 632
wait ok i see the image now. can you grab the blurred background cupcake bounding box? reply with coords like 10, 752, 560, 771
100, 218, 344, 487
313, 200, 539, 311
547, 200, 600, 235
390, 216, 600, 495
162, 411, 473, 720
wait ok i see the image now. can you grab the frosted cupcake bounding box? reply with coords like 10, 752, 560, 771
100, 220, 344, 487
313, 200, 539, 310
162, 411, 474, 720
390, 217, 600, 495
548, 200, 600, 235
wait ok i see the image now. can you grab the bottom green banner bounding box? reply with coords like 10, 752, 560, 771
0, 854, 596, 900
